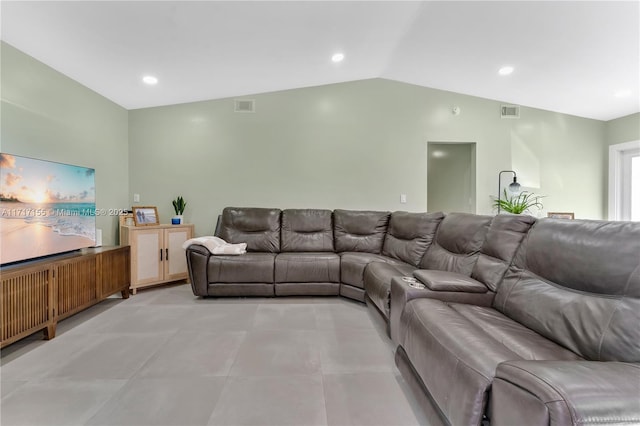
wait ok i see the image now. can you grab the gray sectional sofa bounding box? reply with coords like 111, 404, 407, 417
185, 207, 640, 426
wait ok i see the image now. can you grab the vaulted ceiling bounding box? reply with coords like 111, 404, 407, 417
2, 1, 638, 120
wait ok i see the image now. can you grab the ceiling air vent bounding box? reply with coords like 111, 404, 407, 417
234, 99, 255, 113
501, 105, 520, 118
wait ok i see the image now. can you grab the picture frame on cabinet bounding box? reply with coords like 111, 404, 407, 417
132, 206, 159, 226
547, 212, 574, 220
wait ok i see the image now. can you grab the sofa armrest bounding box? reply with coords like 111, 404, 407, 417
491, 360, 640, 426
389, 275, 494, 344
186, 244, 211, 296
413, 270, 488, 293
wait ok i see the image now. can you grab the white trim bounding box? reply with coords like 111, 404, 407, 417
609, 140, 640, 220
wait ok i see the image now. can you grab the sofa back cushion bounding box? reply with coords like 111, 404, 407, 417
494, 219, 640, 362
281, 209, 334, 252
471, 214, 536, 291
420, 212, 492, 275
219, 207, 281, 253
382, 211, 444, 266
333, 209, 390, 254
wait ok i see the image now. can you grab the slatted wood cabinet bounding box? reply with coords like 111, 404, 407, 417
0, 246, 130, 348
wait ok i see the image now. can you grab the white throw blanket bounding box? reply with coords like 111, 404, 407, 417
182, 236, 247, 255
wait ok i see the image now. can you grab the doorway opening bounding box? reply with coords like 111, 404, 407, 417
427, 142, 476, 213
609, 140, 640, 221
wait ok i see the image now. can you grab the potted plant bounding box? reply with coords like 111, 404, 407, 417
492, 189, 544, 214
172, 196, 187, 224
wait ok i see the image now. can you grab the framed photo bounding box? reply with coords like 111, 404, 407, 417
132, 206, 159, 226
547, 212, 574, 220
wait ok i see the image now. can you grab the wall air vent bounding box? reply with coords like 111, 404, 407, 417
234, 99, 255, 113
501, 105, 520, 118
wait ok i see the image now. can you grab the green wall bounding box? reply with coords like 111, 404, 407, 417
129, 79, 605, 236
605, 113, 640, 146
1, 42, 129, 245
1, 42, 612, 242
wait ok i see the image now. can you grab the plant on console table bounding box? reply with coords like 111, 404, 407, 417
492, 189, 544, 214
172, 196, 187, 225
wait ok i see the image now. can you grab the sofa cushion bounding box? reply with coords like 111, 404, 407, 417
275, 252, 340, 283
364, 261, 417, 319
340, 252, 396, 289
399, 298, 581, 425
420, 212, 491, 275
219, 207, 281, 253
281, 209, 334, 252
333, 209, 390, 254
471, 214, 536, 291
382, 211, 444, 266
494, 218, 640, 362
413, 270, 487, 293
207, 252, 275, 283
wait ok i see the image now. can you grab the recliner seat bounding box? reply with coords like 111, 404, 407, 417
275, 209, 340, 296
334, 209, 392, 301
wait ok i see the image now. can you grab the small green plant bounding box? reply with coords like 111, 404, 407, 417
172, 196, 187, 215
493, 189, 544, 214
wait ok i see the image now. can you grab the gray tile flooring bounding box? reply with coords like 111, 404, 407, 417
1, 283, 428, 426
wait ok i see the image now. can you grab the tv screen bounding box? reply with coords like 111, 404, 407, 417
0, 153, 96, 265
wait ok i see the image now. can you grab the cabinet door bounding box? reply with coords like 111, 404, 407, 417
1, 266, 53, 347
99, 246, 130, 298
130, 229, 164, 286
56, 256, 97, 319
164, 227, 191, 281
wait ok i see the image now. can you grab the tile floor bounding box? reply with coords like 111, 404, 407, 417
1, 283, 429, 426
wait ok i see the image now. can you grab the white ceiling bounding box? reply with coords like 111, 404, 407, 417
2, 1, 638, 121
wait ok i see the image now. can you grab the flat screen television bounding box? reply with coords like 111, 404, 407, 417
0, 153, 96, 265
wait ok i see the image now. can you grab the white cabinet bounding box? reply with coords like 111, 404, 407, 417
120, 224, 194, 294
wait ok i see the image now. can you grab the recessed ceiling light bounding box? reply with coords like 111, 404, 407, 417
142, 75, 158, 85
615, 89, 631, 98
331, 53, 345, 63
498, 66, 514, 76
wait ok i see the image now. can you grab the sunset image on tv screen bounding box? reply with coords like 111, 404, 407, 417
0, 153, 96, 265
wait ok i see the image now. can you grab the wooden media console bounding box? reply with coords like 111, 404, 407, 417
1, 246, 130, 348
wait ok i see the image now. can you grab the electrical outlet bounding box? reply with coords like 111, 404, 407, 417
133, 194, 140, 203
400, 194, 407, 204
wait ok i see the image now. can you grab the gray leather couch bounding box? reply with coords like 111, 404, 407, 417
187, 207, 450, 302
185, 207, 640, 425
392, 218, 640, 426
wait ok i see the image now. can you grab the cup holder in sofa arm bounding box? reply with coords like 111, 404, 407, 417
389, 271, 494, 344
412, 270, 488, 293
